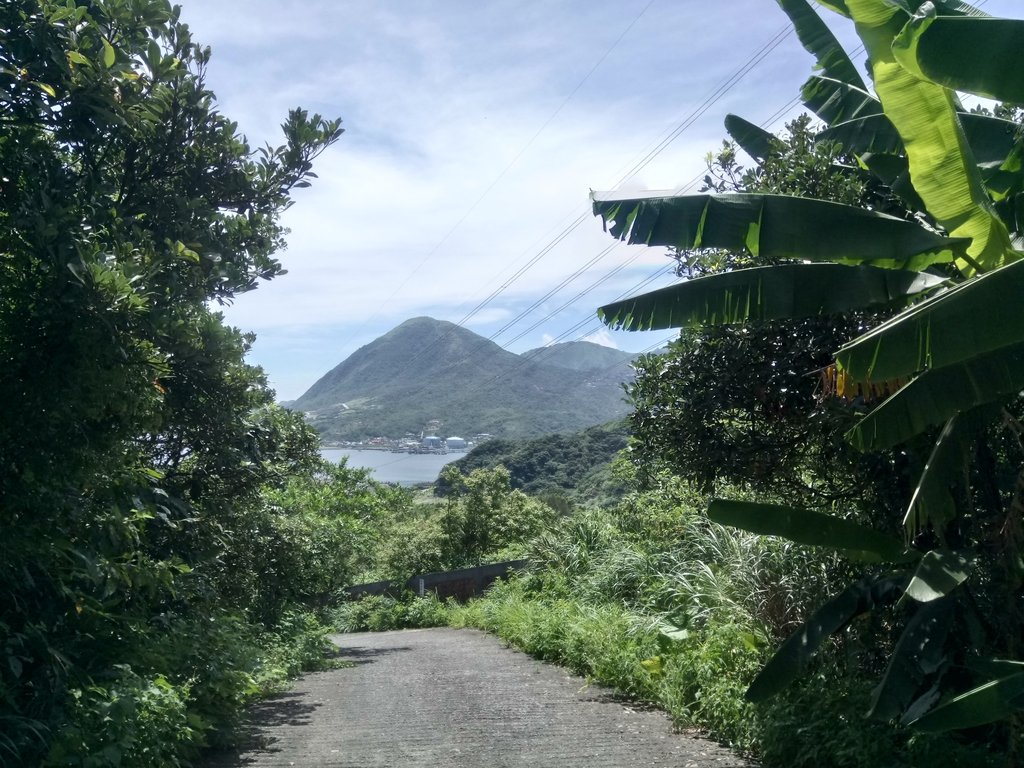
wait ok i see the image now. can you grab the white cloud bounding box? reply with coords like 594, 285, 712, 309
582, 328, 618, 349
177, 0, 1024, 399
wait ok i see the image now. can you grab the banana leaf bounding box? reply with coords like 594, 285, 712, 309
746, 575, 906, 701
910, 671, 1024, 732
903, 549, 971, 603
821, 112, 1022, 175
814, 0, 986, 22
824, 112, 1023, 207
724, 114, 776, 162
802, 75, 881, 125
901, 416, 971, 539
707, 499, 911, 561
996, 193, 1024, 247
590, 191, 965, 268
891, 0, 987, 15
858, 152, 928, 213
598, 263, 946, 331
836, 258, 1024, 384
869, 598, 954, 720
846, 343, 1024, 451
894, 13, 1024, 104
776, 0, 866, 90
846, 0, 1016, 275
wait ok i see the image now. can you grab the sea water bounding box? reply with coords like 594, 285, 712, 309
319, 448, 460, 486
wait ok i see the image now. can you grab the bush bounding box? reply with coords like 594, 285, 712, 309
45, 667, 195, 768
332, 593, 451, 633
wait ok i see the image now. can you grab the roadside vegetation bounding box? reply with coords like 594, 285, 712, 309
1, 3, 349, 764
344, 2, 1024, 765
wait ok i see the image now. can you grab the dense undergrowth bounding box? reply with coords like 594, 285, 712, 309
445, 478, 1002, 768
339, 471, 1002, 768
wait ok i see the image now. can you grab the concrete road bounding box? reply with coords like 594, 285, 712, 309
200, 627, 752, 767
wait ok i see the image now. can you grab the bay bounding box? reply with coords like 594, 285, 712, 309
320, 448, 461, 486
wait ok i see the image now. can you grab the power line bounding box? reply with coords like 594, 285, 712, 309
408, 21, 798, 369
333, 0, 659, 361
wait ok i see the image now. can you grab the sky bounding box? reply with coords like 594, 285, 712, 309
179, 0, 1020, 401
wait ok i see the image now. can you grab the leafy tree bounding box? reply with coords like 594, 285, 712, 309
438, 465, 555, 566
591, 0, 1024, 741
1, 1, 342, 762
628, 117, 909, 518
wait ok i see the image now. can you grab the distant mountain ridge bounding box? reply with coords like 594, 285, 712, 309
293, 317, 638, 441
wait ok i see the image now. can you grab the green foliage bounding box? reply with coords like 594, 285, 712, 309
453, 474, 1001, 765
436, 465, 556, 568
46, 668, 194, 768
333, 593, 452, 633
0, 1, 348, 764
439, 420, 630, 505
593, 0, 1024, 738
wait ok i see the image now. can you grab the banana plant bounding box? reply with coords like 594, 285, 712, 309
591, 0, 1024, 732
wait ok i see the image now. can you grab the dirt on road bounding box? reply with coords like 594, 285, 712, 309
200, 627, 753, 767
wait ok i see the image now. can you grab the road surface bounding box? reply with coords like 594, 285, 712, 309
200, 627, 752, 767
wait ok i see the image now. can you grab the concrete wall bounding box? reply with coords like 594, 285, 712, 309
346, 559, 528, 602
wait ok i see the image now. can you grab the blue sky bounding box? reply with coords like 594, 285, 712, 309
180, 1, 1020, 400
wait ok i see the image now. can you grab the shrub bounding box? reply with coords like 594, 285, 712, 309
332, 593, 451, 633
45, 667, 195, 768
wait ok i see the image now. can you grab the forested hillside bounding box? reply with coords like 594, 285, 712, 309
437, 420, 630, 505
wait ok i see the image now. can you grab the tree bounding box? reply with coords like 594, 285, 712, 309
1, 1, 342, 762
439, 465, 555, 566
627, 117, 910, 518
590, 0, 1024, 739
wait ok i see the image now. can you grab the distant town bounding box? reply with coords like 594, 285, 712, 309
322, 432, 494, 455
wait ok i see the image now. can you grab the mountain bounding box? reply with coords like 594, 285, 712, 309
521, 341, 636, 372
292, 317, 636, 441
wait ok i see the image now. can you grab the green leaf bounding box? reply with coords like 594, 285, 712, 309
102, 37, 115, 68
869, 598, 954, 720
66, 50, 90, 66
903, 550, 970, 603
801, 75, 881, 125
641, 656, 664, 676
746, 576, 905, 701
815, 0, 850, 16
893, 14, 1024, 104
821, 112, 1022, 177
910, 671, 1024, 732
32, 82, 56, 98
598, 263, 946, 331
591, 191, 965, 268
848, 0, 1016, 275
900, 415, 978, 539
776, 0, 866, 90
846, 342, 1024, 451
996, 193, 1024, 248
836, 258, 1024, 384
724, 114, 777, 162
660, 626, 690, 643
708, 499, 912, 561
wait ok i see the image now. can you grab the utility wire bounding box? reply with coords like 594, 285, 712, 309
333, 0, 659, 361
393, 20, 799, 379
